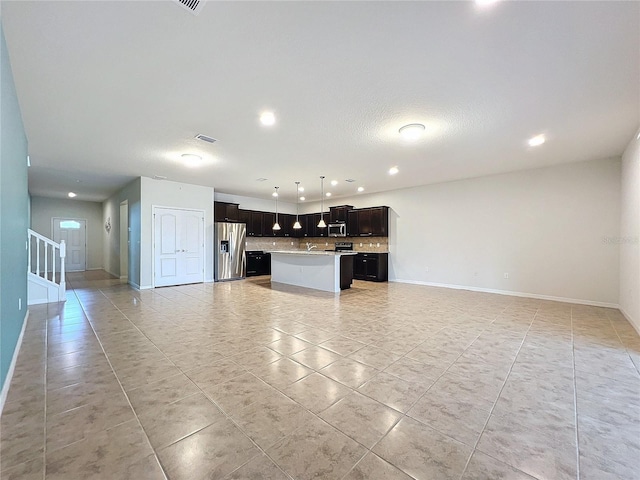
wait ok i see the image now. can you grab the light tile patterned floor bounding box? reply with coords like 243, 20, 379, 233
1, 270, 639, 479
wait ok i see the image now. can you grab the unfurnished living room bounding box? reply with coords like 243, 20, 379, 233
0, 1, 639, 479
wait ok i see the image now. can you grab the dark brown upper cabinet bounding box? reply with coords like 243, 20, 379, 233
214, 201, 240, 222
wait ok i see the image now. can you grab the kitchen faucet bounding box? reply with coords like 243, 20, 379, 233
306, 242, 317, 251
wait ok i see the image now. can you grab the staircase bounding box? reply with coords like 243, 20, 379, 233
27, 229, 67, 305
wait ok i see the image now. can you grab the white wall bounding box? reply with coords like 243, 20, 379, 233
214, 191, 297, 214
30, 196, 103, 270
619, 130, 640, 330
140, 177, 214, 288
314, 158, 621, 306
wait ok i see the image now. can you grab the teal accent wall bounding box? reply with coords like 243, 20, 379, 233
0, 22, 29, 390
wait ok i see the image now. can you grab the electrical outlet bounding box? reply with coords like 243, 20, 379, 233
291, 241, 294, 246
360, 243, 363, 247
504, 273, 509, 279
377, 243, 380, 247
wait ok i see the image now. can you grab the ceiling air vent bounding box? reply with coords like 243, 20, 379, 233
174, 0, 206, 16
195, 134, 217, 144
345, 179, 356, 183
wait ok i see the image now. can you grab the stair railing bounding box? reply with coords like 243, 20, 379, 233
27, 229, 66, 290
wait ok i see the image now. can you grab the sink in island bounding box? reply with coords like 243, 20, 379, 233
269, 251, 358, 293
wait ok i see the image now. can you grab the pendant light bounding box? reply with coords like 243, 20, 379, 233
272, 186, 281, 230
317, 176, 326, 228
293, 181, 302, 229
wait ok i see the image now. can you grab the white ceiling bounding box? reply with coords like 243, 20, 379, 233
2, 1, 638, 204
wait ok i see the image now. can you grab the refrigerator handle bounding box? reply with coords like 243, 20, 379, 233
229, 231, 234, 262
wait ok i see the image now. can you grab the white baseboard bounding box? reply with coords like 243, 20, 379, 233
103, 268, 119, 278
86, 267, 103, 271
119, 276, 128, 281
139, 284, 152, 290
619, 306, 640, 336
391, 279, 619, 309
0, 310, 29, 416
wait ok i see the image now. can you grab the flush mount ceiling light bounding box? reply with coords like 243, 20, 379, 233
68, 192, 77, 198
389, 166, 399, 175
272, 187, 281, 231
318, 176, 327, 228
181, 153, 203, 167
357, 187, 364, 192
528, 134, 546, 147
293, 182, 302, 229
399, 123, 426, 141
260, 111, 276, 126
330, 180, 338, 186
325, 192, 332, 197
298, 186, 304, 192
299, 196, 305, 201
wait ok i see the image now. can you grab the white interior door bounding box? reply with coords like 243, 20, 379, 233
154, 207, 204, 287
53, 218, 86, 272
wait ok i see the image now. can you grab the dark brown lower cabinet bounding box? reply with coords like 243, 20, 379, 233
353, 253, 388, 282
246, 252, 271, 276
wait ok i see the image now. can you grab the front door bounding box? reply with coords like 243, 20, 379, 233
53, 218, 87, 272
154, 207, 205, 287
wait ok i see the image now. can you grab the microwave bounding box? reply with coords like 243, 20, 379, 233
328, 222, 347, 237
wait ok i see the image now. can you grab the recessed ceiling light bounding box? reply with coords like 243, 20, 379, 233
399, 123, 426, 141
326, 192, 332, 197
357, 187, 364, 192
475, 0, 499, 6
528, 134, 546, 147
330, 180, 338, 186
68, 192, 77, 198
181, 153, 203, 167
260, 111, 276, 126
298, 187, 304, 192
389, 166, 399, 175
272, 191, 278, 197
299, 196, 305, 201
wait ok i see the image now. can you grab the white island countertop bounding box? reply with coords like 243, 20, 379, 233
268, 250, 357, 256
269, 251, 356, 292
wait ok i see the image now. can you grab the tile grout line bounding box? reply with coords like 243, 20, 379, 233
571, 307, 580, 480
42, 301, 49, 480
343, 307, 513, 479
606, 309, 640, 377
458, 304, 538, 479
70, 286, 169, 480
106, 286, 297, 480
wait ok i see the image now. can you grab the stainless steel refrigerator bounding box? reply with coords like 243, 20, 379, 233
214, 222, 246, 281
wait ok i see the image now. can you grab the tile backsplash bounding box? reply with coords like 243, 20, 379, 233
246, 236, 389, 253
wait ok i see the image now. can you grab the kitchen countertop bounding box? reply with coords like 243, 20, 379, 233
268, 250, 357, 256
354, 251, 390, 254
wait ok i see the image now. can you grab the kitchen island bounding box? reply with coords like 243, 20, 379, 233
269, 251, 357, 293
